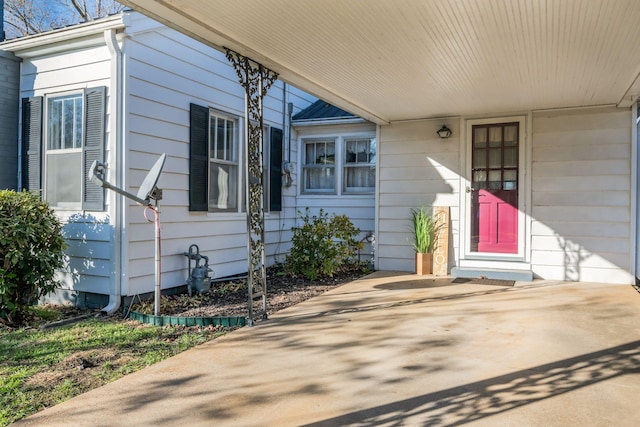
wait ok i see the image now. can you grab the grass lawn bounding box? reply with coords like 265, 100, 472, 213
0, 306, 232, 426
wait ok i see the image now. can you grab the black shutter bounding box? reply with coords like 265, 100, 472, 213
83, 87, 106, 211
21, 96, 43, 193
269, 127, 283, 211
189, 103, 209, 211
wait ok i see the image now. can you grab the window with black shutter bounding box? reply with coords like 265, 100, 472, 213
21, 87, 105, 211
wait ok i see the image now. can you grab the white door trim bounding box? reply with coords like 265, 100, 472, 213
458, 115, 531, 267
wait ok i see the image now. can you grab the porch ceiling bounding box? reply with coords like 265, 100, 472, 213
120, 0, 640, 124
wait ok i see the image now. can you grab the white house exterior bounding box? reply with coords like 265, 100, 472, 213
0, 12, 328, 307
2, 0, 639, 316
377, 109, 635, 284
118, 0, 640, 286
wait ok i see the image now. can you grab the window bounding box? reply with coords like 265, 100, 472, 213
301, 136, 376, 195
303, 140, 336, 192
21, 87, 106, 211
46, 94, 83, 208
209, 112, 239, 211
189, 103, 283, 212
344, 138, 376, 193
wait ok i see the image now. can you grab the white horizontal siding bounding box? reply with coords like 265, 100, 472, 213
530, 107, 633, 284
20, 44, 111, 93
18, 40, 116, 297
296, 196, 375, 235
377, 119, 460, 273
120, 17, 297, 296
376, 108, 634, 284
59, 220, 114, 295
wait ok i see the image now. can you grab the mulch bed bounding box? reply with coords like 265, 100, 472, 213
129, 265, 371, 319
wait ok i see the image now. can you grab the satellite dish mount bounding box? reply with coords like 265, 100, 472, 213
89, 154, 166, 206
89, 154, 167, 316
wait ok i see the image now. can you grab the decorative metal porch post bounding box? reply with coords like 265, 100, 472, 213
225, 48, 278, 326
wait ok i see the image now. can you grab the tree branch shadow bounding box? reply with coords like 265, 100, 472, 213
303, 340, 640, 426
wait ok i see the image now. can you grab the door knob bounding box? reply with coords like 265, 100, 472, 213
466, 186, 476, 193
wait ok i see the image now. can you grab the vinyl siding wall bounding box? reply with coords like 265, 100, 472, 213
376, 108, 633, 284
377, 119, 461, 272
122, 13, 315, 295
16, 39, 114, 296
530, 107, 633, 283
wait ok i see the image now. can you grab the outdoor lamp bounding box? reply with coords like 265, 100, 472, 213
437, 125, 452, 139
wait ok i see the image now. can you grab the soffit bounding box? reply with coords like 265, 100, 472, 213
119, 0, 640, 124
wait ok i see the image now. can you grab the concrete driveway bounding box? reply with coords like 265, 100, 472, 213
15, 272, 640, 426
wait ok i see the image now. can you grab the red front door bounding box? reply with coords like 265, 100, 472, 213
470, 123, 519, 254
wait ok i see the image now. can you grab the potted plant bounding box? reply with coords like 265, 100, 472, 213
410, 207, 436, 275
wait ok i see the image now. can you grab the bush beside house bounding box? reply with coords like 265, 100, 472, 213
0, 191, 66, 325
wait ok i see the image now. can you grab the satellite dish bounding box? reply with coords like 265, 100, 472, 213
137, 153, 166, 202
89, 153, 167, 205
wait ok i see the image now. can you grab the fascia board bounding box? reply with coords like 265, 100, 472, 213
1, 15, 126, 58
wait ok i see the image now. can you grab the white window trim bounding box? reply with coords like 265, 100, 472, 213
299, 133, 376, 196
301, 137, 338, 194
343, 137, 376, 194
43, 90, 85, 211
208, 108, 243, 213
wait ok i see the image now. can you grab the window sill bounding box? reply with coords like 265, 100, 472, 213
299, 193, 374, 197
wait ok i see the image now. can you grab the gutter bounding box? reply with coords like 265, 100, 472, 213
291, 117, 367, 127
632, 102, 639, 282
101, 28, 124, 315
1, 15, 125, 55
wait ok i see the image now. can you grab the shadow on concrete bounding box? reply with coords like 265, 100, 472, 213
278, 279, 565, 322
374, 277, 457, 290
302, 340, 640, 426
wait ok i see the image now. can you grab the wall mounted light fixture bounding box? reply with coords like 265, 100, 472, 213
437, 125, 452, 139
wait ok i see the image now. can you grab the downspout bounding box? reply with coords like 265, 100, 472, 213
102, 28, 124, 314
632, 102, 639, 283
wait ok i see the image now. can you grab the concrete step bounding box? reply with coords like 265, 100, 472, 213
451, 267, 533, 282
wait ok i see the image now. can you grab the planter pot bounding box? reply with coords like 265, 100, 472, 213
415, 252, 432, 275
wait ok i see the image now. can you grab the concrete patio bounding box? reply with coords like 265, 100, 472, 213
15, 271, 640, 426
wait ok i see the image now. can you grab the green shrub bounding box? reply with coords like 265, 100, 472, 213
285, 208, 363, 280
0, 191, 66, 326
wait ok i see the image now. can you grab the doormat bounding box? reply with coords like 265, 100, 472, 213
452, 277, 515, 287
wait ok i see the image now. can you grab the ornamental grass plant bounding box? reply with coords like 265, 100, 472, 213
410, 206, 436, 254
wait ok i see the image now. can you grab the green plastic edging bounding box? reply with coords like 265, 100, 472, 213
127, 310, 246, 327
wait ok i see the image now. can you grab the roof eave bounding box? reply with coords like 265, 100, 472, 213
1, 14, 126, 57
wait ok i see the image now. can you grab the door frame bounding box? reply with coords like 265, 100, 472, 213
459, 115, 531, 264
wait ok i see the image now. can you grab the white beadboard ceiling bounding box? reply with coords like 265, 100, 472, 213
120, 0, 640, 124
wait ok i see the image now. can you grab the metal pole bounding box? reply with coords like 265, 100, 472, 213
143, 202, 162, 317
154, 201, 161, 316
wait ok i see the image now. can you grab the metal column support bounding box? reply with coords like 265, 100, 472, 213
225, 48, 278, 326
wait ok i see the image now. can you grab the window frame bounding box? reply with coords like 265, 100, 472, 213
302, 138, 337, 194
43, 91, 85, 210
207, 108, 242, 213
300, 135, 376, 196
343, 137, 376, 194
